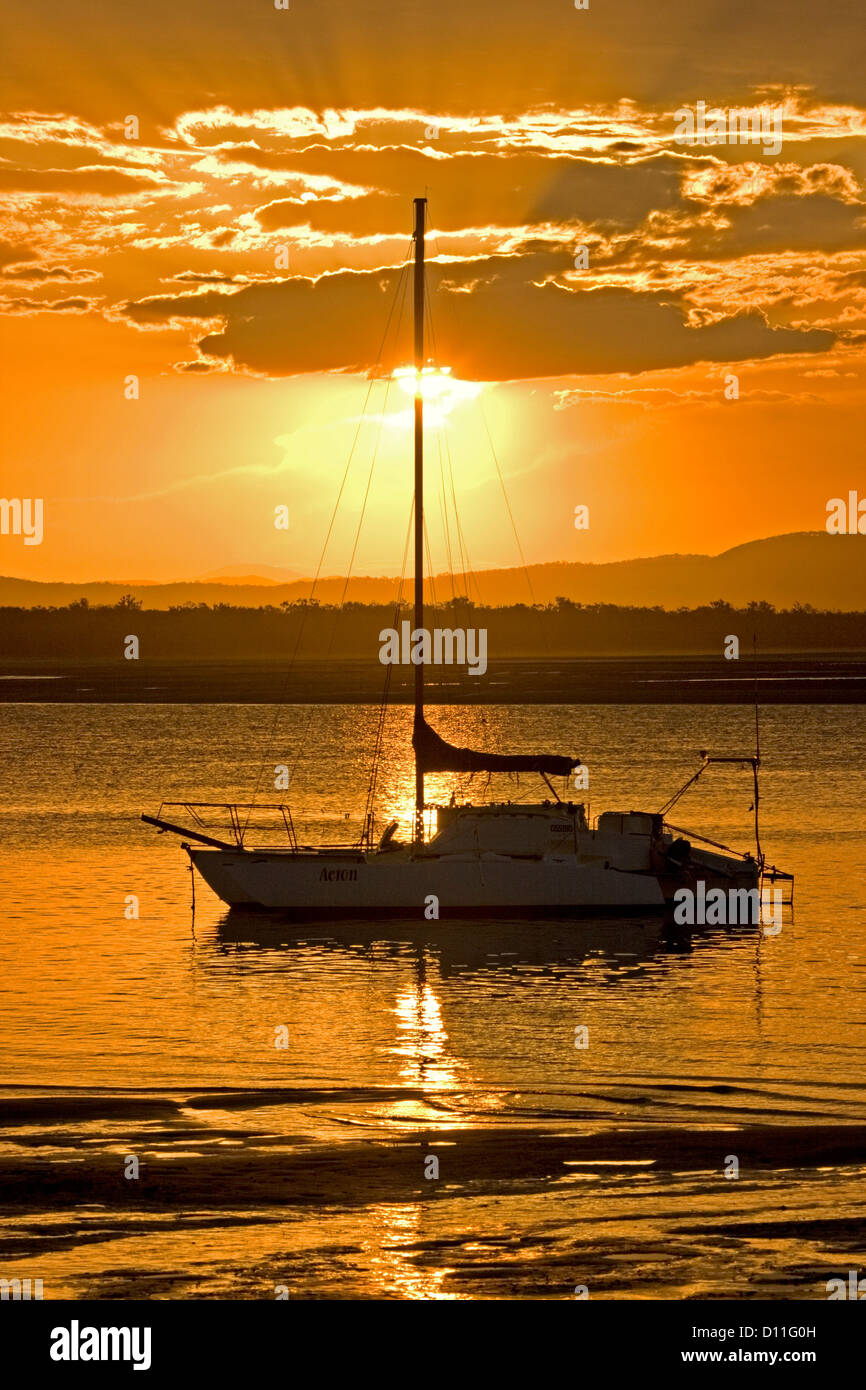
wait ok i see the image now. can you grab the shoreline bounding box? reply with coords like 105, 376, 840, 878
3, 1085, 865, 1214
2, 1089, 864, 1299
1, 654, 865, 703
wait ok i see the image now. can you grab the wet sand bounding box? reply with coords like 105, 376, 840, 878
2, 1090, 864, 1299
1, 654, 866, 703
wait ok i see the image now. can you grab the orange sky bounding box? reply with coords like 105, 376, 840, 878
1, 0, 865, 582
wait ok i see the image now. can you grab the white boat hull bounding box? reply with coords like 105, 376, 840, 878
189, 847, 668, 916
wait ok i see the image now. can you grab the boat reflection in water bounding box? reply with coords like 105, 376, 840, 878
203, 908, 787, 1299
213, 911, 680, 975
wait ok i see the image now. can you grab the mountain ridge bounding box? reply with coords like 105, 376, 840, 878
2, 532, 865, 610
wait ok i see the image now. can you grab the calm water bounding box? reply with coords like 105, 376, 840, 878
1, 703, 864, 1299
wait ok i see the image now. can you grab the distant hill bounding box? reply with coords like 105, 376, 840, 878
193, 565, 303, 585
2, 532, 865, 610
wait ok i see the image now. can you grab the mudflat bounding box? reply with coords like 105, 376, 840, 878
1, 654, 865, 703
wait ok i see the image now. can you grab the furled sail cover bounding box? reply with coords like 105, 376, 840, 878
413, 711, 580, 777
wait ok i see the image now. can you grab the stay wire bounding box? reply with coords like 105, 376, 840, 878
241, 243, 413, 836
288, 256, 413, 791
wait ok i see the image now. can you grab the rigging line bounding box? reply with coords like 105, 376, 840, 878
425, 210, 484, 609
426, 343, 490, 758
363, 500, 415, 842
420, 215, 460, 606
423, 515, 438, 612
423, 202, 445, 365
418, 218, 475, 605
440, 422, 469, 599
362, 646, 394, 847
444, 423, 481, 604
423, 251, 438, 366
331, 249, 413, 600
423, 208, 487, 778
340, 376, 394, 608
309, 244, 411, 612
436, 482, 452, 601
363, 670, 392, 848
434, 384, 479, 606
288, 370, 396, 787
241, 247, 413, 835
363, 507, 413, 843
753, 632, 761, 767
332, 259, 411, 616
422, 241, 454, 594
437, 435, 457, 602
479, 395, 535, 606
288, 250, 413, 799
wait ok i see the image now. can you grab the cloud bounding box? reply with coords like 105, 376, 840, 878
526, 154, 690, 225
683, 160, 862, 207
0, 238, 37, 268
0, 294, 96, 313
169, 105, 358, 146
553, 384, 826, 410
172, 356, 230, 373
2, 92, 864, 381
119, 250, 835, 379
677, 194, 866, 260
0, 262, 100, 282
168, 269, 249, 285
0, 164, 168, 195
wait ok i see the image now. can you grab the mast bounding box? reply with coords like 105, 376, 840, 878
413, 196, 426, 844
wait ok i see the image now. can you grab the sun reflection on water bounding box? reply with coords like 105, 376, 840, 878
360, 966, 474, 1298
391, 977, 457, 1088
362, 1201, 461, 1301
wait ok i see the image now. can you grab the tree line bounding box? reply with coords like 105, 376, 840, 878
1, 595, 864, 658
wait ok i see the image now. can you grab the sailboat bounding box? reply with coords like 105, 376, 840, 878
142, 198, 790, 919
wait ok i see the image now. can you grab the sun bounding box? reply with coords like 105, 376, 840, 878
388, 366, 483, 427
